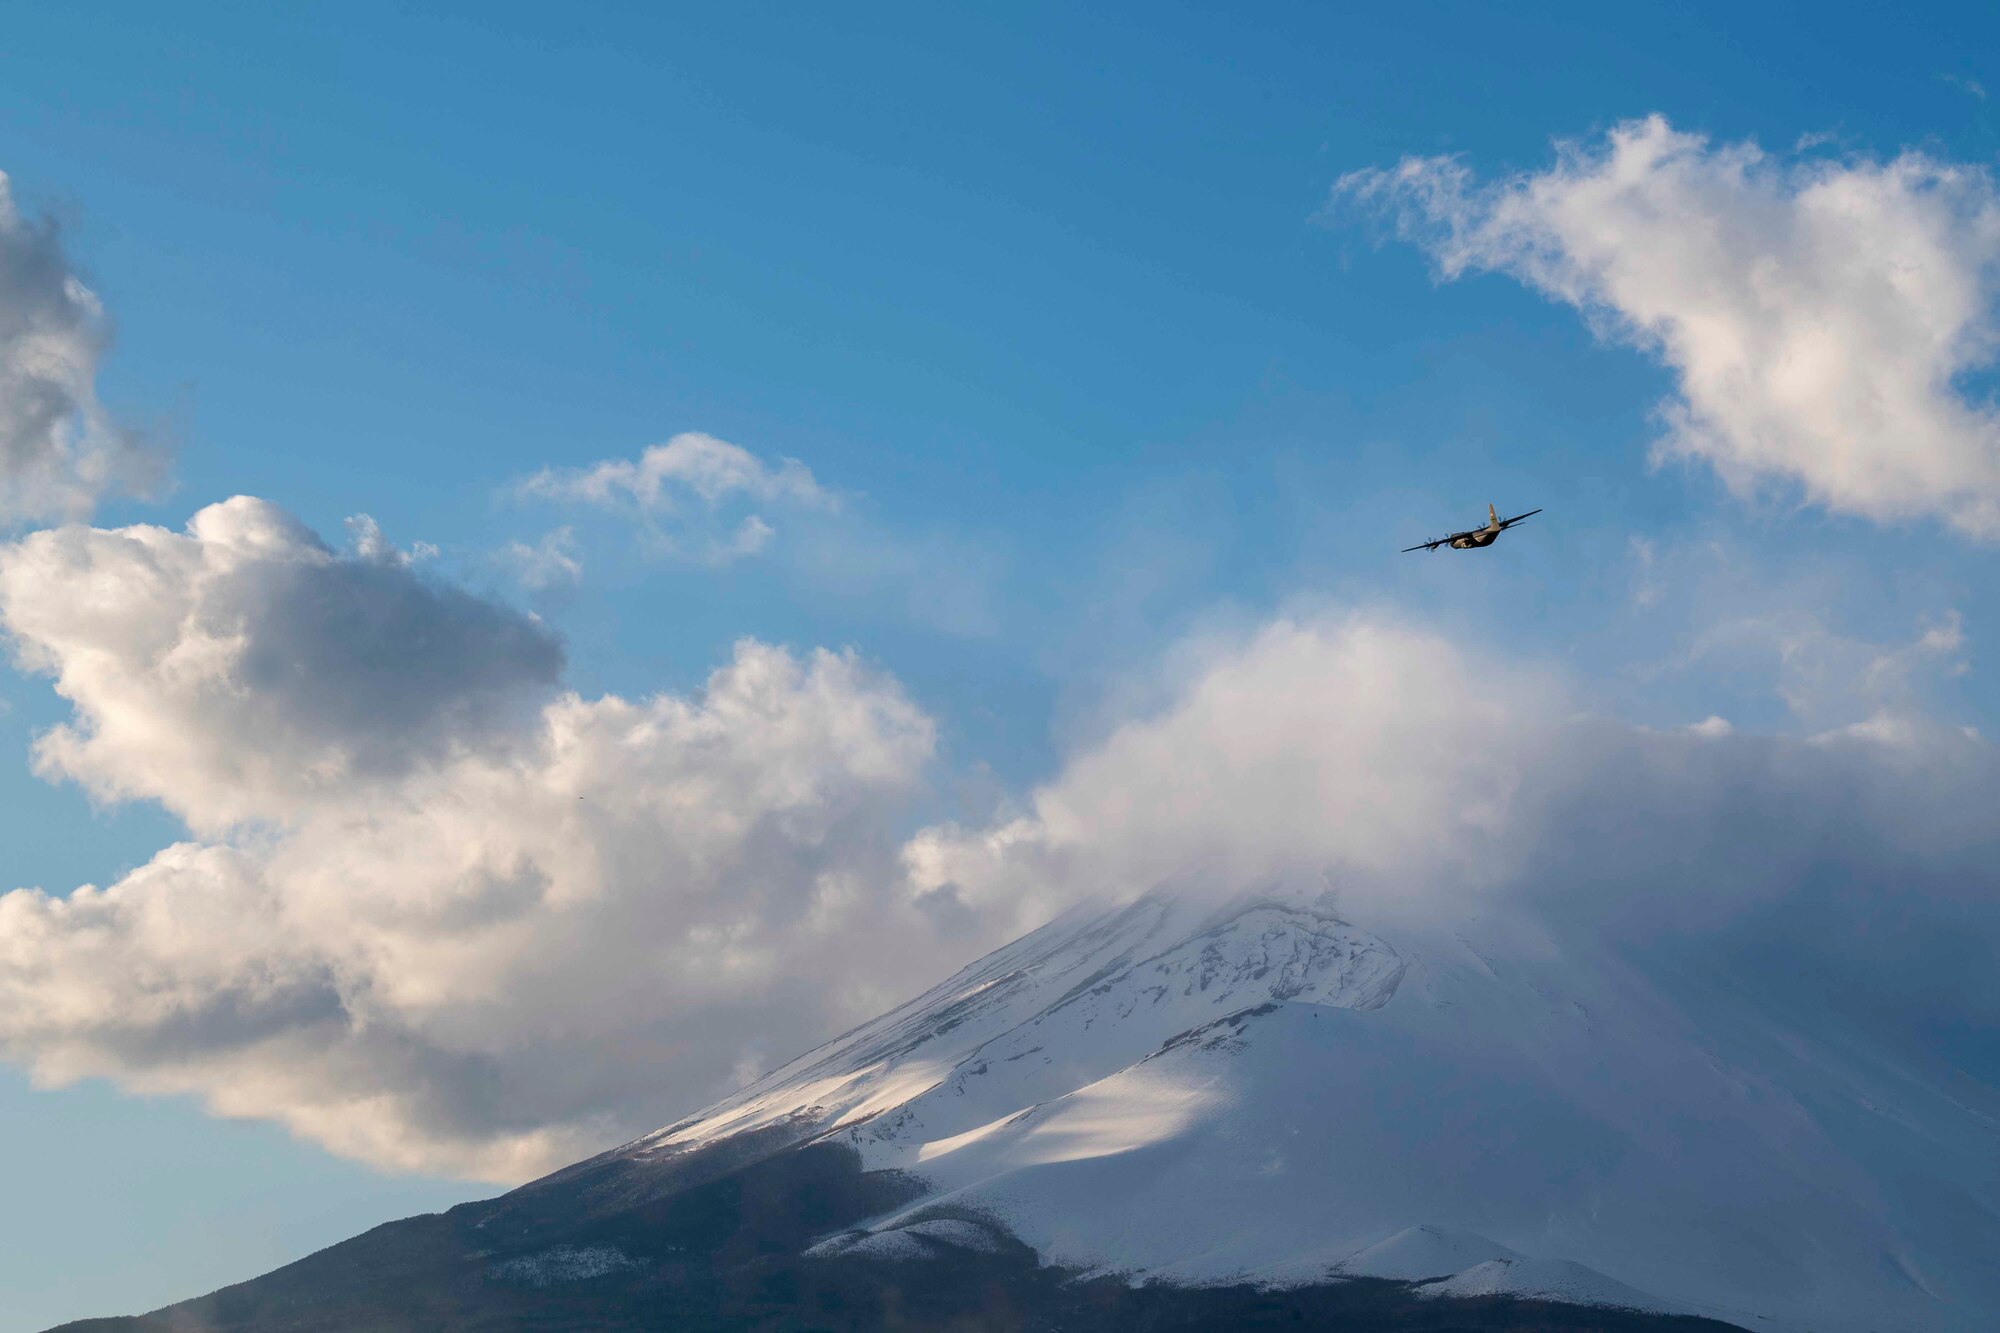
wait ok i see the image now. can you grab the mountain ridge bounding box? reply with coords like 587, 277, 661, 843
48, 874, 1999, 1331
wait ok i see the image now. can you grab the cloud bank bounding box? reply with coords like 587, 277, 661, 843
0, 500, 946, 1179
0, 172, 164, 524
1340, 116, 2000, 536
906, 618, 1566, 934
2, 516, 1995, 1179
911, 613, 2000, 1048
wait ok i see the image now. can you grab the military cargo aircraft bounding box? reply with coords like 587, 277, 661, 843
1403, 504, 1542, 553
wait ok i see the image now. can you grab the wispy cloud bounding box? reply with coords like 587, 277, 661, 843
1686, 607, 1970, 732
510, 432, 1004, 635
1939, 72, 1988, 101
1627, 535, 1663, 609
499, 526, 584, 592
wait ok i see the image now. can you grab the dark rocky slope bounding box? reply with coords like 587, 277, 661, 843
52, 1130, 1743, 1333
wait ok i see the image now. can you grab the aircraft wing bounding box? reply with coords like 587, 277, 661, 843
1499, 507, 1543, 528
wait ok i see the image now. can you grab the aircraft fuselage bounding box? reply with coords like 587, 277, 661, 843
1449, 528, 1500, 549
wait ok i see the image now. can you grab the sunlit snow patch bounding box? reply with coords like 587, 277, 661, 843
1416, 1257, 1676, 1313
914, 1063, 1221, 1169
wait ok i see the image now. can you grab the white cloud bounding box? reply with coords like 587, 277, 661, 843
0, 499, 948, 1181
520, 434, 830, 512
343, 513, 436, 567
0, 498, 563, 834
905, 616, 1566, 935
1340, 116, 2000, 536
517, 434, 830, 566
0, 172, 166, 525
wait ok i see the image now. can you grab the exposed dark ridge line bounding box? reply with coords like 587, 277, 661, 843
45, 1125, 1751, 1333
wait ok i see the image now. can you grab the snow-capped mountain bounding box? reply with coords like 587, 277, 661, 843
60, 874, 1997, 1333
607, 874, 1998, 1332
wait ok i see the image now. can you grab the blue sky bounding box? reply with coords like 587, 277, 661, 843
2, 4, 1998, 1327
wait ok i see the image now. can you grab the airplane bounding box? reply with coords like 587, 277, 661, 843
1402, 504, 1543, 552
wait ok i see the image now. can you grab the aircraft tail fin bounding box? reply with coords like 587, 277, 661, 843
1488, 503, 1498, 528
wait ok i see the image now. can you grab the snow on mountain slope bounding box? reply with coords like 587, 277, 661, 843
1338, 1224, 1523, 1280
1416, 1258, 1670, 1311
607, 875, 2000, 1333
626, 881, 1395, 1158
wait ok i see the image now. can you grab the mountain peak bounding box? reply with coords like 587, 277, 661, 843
600, 876, 1997, 1331
74, 877, 1999, 1332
